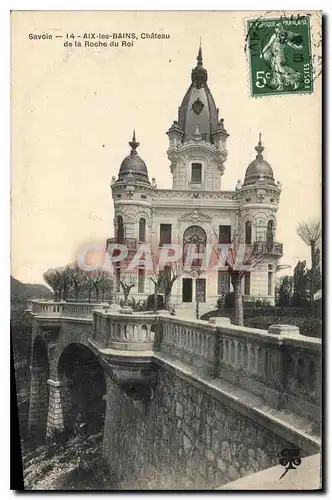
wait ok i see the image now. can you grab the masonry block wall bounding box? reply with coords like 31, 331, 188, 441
46, 380, 73, 437
103, 365, 296, 489
28, 367, 49, 439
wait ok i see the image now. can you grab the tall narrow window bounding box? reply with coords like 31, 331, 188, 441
117, 216, 124, 244
245, 221, 252, 245
139, 218, 146, 242
191, 163, 202, 183
116, 267, 121, 293
219, 225, 232, 244
244, 272, 251, 296
138, 268, 145, 293
159, 224, 172, 245
268, 264, 273, 296
183, 225, 207, 267
217, 271, 230, 295
266, 220, 274, 250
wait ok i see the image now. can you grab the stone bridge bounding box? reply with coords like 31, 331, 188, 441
26, 299, 321, 489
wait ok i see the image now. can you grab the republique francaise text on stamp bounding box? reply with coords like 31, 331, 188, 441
247, 15, 313, 97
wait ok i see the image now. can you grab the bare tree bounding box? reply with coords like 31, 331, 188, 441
58, 265, 73, 301
85, 274, 95, 303
147, 253, 165, 312
99, 272, 114, 302
163, 261, 183, 311
225, 240, 265, 325
43, 268, 63, 301
86, 269, 112, 302
211, 226, 265, 326
119, 272, 136, 306
297, 219, 321, 313
68, 263, 88, 301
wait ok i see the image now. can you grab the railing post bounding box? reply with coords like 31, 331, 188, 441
153, 317, 163, 352
277, 338, 288, 411
213, 330, 221, 379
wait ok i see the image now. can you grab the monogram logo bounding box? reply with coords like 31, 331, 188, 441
192, 98, 204, 115
279, 448, 302, 479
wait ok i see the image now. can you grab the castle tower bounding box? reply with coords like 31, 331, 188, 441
108, 132, 154, 295
166, 45, 229, 191
110, 131, 153, 242
236, 135, 283, 302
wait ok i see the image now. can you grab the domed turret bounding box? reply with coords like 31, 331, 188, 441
117, 131, 150, 184
243, 134, 275, 185
173, 44, 225, 144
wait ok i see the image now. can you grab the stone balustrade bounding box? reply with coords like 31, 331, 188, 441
92, 307, 157, 350
29, 300, 321, 422
30, 299, 102, 319
157, 317, 321, 423
62, 302, 99, 318
31, 300, 63, 316
158, 314, 217, 376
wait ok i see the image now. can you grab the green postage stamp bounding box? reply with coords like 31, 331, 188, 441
247, 15, 313, 97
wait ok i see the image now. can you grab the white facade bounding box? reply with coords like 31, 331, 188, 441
108, 48, 283, 309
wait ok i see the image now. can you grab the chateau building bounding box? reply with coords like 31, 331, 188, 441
107, 47, 283, 309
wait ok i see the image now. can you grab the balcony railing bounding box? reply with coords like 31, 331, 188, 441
252, 241, 283, 256
106, 238, 137, 253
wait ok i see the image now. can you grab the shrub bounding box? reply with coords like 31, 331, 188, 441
146, 294, 164, 311
299, 317, 322, 338
216, 296, 224, 310
244, 315, 322, 338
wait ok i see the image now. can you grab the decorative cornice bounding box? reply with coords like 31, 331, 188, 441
179, 209, 212, 222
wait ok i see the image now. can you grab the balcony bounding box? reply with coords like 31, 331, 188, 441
106, 238, 138, 254
252, 241, 283, 256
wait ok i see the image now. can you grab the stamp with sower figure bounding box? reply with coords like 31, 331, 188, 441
246, 14, 313, 97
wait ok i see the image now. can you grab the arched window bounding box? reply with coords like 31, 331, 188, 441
117, 216, 124, 244
139, 218, 146, 242
245, 221, 252, 245
266, 220, 274, 250
183, 225, 207, 267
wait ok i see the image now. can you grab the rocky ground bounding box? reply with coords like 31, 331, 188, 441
22, 433, 112, 490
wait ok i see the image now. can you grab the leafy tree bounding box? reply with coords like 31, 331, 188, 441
275, 275, 293, 306
292, 260, 309, 307
297, 219, 321, 312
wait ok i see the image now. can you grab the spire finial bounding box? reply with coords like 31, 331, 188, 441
197, 39, 203, 66
129, 129, 139, 154
255, 132, 264, 158
191, 40, 207, 88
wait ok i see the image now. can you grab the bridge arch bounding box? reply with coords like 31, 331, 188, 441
28, 335, 50, 440
47, 342, 106, 438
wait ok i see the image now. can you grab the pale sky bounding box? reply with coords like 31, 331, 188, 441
11, 10, 321, 284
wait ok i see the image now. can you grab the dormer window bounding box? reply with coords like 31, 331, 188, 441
191, 163, 202, 183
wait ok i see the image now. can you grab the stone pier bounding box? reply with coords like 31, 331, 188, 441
46, 378, 73, 438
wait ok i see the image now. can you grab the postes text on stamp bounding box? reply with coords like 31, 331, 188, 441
247, 15, 313, 97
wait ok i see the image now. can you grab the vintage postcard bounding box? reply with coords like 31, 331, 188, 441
11, 10, 322, 490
